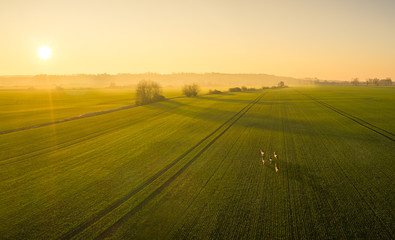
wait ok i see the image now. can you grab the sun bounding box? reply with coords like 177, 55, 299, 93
38, 46, 52, 60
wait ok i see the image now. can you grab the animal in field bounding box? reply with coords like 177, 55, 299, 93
269, 156, 272, 164
275, 163, 279, 172
260, 149, 264, 157
274, 152, 278, 160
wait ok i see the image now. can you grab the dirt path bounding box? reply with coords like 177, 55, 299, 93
0, 104, 137, 136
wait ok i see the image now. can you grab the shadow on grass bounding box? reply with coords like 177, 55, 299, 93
144, 97, 339, 139
196, 92, 275, 105
145, 94, 371, 142
282, 161, 329, 198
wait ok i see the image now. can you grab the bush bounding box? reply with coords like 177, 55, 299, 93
182, 84, 200, 97
209, 89, 222, 94
229, 87, 242, 92
278, 81, 285, 88
136, 80, 165, 105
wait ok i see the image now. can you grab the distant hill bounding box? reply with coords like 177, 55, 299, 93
0, 73, 313, 88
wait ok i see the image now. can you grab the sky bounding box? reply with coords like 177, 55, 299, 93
1, 0, 394, 80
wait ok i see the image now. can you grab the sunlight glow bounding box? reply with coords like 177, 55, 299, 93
38, 46, 52, 60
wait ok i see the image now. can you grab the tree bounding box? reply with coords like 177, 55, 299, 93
367, 78, 392, 86
229, 87, 242, 92
371, 78, 380, 86
182, 83, 200, 97
109, 82, 116, 88
379, 78, 392, 86
135, 80, 165, 105
209, 89, 222, 94
351, 78, 359, 86
278, 81, 285, 87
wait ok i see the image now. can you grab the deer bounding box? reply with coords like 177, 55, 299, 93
275, 163, 279, 172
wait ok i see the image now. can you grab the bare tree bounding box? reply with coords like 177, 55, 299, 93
136, 80, 164, 105
182, 83, 200, 97
351, 78, 359, 86
379, 78, 392, 86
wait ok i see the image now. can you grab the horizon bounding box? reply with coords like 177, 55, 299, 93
0, 1, 394, 237
1, 0, 394, 81
0, 72, 391, 82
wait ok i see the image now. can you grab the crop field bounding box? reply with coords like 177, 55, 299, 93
0, 88, 189, 132
0, 86, 394, 239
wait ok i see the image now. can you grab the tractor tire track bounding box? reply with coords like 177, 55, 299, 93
287, 103, 348, 238
0, 123, 129, 165
319, 139, 394, 238
163, 133, 243, 239
295, 90, 392, 180
256, 100, 276, 239
295, 133, 347, 238
59, 93, 265, 240
295, 90, 394, 142
0, 96, 185, 136
258, 138, 270, 239
296, 90, 393, 238
93, 94, 265, 240
0, 105, 137, 136
280, 105, 295, 240
1, 103, 176, 165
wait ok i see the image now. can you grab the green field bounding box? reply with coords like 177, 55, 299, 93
0, 88, 185, 132
0, 86, 394, 239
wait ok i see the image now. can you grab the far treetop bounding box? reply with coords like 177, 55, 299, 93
0, 73, 391, 88
0, 73, 306, 88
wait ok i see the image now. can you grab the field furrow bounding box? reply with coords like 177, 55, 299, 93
92, 93, 266, 239
0, 86, 393, 239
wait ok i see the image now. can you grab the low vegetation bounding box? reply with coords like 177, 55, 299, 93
0, 86, 393, 239
229, 87, 242, 92
135, 80, 165, 105
208, 89, 222, 94
182, 83, 200, 97
229, 86, 259, 92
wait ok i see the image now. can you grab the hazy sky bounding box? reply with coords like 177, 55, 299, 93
1, 0, 394, 80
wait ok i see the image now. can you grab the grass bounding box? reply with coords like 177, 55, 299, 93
0, 86, 393, 239
0, 88, 182, 131
294, 86, 395, 133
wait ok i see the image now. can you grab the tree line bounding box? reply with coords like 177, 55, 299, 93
365, 78, 392, 86
135, 81, 201, 105
135, 80, 288, 105
314, 78, 392, 86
